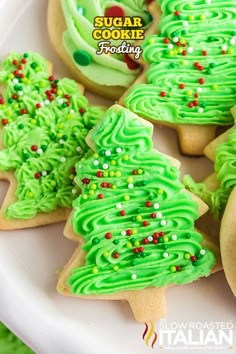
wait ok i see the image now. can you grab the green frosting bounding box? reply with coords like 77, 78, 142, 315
0, 51, 104, 220
0, 322, 33, 354
184, 107, 236, 217
61, 0, 152, 87
67, 106, 215, 295
124, 0, 236, 125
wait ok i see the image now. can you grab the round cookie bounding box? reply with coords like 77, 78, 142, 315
47, 0, 157, 100
121, 0, 236, 155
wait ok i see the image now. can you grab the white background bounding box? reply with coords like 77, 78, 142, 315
0, 1, 235, 353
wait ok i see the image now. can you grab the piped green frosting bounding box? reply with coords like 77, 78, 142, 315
124, 0, 236, 125
67, 106, 215, 295
0, 51, 104, 220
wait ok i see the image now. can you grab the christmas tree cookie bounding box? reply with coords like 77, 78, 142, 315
48, 0, 159, 100
183, 106, 236, 296
0, 51, 105, 230
121, 0, 236, 155
58, 105, 217, 321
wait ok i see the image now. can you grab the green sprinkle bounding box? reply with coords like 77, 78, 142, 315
73, 50, 92, 66
92, 237, 100, 245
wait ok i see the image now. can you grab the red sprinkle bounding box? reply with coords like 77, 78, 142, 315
222, 50, 226, 55
64, 94, 70, 99
182, 50, 187, 56
150, 213, 156, 218
21, 108, 27, 115
191, 256, 197, 262
194, 62, 200, 68
71, 167, 76, 174
142, 221, 149, 227
12, 59, 18, 66
142, 238, 148, 244
113, 252, 119, 259
101, 182, 107, 188
34, 172, 41, 179
1, 119, 8, 126
164, 38, 170, 44
199, 78, 205, 84
133, 248, 139, 254
107, 183, 112, 188
179, 83, 185, 89
18, 64, 23, 70
193, 100, 199, 106
160, 91, 166, 97
194, 93, 199, 98
36, 103, 41, 109
21, 58, 27, 64
0, 98, 5, 104
132, 170, 138, 175
79, 108, 85, 114
126, 229, 132, 236
202, 50, 207, 56
174, 10, 180, 16
48, 75, 54, 82
188, 102, 194, 108
51, 88, 57, 94
98, 194, 104, 199
145, 201, 152, 208
176, 266, 181, 271
31, 145, 38, 151
13, 70, 20, 77
96, 171, 103, 178
153, 232, 159, 239
120, 210, 126, 216
152, 239, 158, 244
124, 54, 140, 70
12, 94, 18, 100
159, 232, 165, 236
138, 247, 144, 253
105, 6, 125, 17
105, 232, 112, 239
82, 178, 90, 185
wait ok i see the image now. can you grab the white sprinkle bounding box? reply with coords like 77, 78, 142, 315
77, 164, 82, 169
44, 99, 50, 105
148, 236, 153, 242
59, 139, 65, 145
93, 160, 99, 166
57, 98, 64, 105
116, 147, 122, 153
168, 44, 174, 49
230, 38, 236, 45
156, 212, 162, 218
154, 203, 160, 209
128, 183, 134, 189
172, 235, 178, 241
18, 91, 23, 96
160, 220, 167, 226
103, 163, 109, 170
222, 44, 228, 51
70, 109, 75, 114
163, 252, 169, 258
131, 274, 137, 280
76, 146, 82, 152
61, 157, 66, 163
198, 107, 204, 113
116, 203, 122, 209
37, 148, 43, 155
42, 171, 47, 177
206, 0, 211, 3
200, 249, 206, 255
187, 47, 193, 53
72, 189, 77, 195
197, 87, 203, 93
40, 102, 44, 106
173, 37, 179, 43
183, 21, 189, 27
12, 78, 18, 84
105, 150, 111, 156
121, 231, 126, 236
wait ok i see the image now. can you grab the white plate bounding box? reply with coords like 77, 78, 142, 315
0, 1, 235, 353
